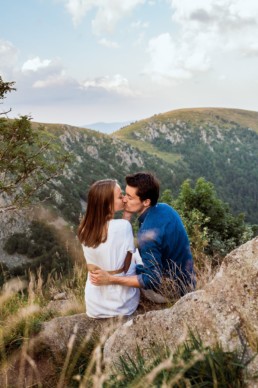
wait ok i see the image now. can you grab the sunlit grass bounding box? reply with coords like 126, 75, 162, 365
116, 138, 181, 165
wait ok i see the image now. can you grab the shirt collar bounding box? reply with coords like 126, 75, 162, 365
138, 206, 151, 227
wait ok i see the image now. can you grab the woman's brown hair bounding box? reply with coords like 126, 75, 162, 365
78, 179, 117, 248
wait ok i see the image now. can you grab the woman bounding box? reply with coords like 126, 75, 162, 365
78, 179, 140, 318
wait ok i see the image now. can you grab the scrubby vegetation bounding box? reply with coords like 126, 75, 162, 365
0, 265, 87, 386
1, 220, 84, 287
161, 177, 254, 262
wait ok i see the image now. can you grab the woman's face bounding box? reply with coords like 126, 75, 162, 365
113, 184, 124, 212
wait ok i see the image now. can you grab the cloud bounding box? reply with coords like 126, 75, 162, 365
0, 39, 19, 77
22, 57, 52, 72
144, 33, 210, 82
20, 56, 74, 89
98, 38, 119, 48
63, 0, 93, 26
33, 72, 76, 89
62, 0, 145, 34
80, 74, 136, 96
169, 0, 258, 55
145, 0, 258, 83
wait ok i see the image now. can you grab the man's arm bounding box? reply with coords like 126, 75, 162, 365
89, 270, 141, 288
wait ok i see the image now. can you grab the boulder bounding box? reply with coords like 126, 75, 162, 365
0, 313, 130, 387
31, 313, 127, 365
103, 237, 258, 380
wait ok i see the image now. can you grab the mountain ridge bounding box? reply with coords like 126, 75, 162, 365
113, 107, 258, 137
19, 107, 258, 224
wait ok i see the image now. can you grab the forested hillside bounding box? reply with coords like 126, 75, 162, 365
2, 107, 257, 227
114, 108, 258, 224
36, 124, 176, 224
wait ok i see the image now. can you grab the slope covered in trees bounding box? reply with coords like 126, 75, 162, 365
2, 77, 256, 224
114, 108, 258, 223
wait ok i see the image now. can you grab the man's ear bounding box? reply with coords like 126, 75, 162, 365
143, 198, 151, 207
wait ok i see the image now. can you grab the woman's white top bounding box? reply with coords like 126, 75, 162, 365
82, 219, 140, 318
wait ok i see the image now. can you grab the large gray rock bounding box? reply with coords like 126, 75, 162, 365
31, 313, 127, 365
0, 313, 130, 387
104, 237, 258, 379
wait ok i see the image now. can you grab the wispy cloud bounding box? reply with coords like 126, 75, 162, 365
0, 39, 19, 77
98, 38, 119, 48
62, 0, 145, 33
22, 57, 52, 72
80, 74, 136, 96
20, 56, 75, 89
144, 33, 210, 82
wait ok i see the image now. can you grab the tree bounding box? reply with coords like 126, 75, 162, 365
0, 76, 16, 115
0, 77, 71, 211
161, 178, 253, 258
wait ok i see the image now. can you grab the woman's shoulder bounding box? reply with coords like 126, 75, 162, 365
109, 219, 132, 231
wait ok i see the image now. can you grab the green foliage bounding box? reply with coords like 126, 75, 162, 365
3, 221, 79, 281
107, 332, 253, 387
0, 115, 71, 209
0, 77, 71, 210
0, 307, 55, 359
162, 178, 253, 258
0, 76, 16, 108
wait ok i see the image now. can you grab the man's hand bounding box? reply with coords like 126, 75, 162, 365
89, 269, 111, 286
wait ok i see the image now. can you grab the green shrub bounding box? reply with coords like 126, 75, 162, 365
161, 178, 253, 260
4, 234, 25, 255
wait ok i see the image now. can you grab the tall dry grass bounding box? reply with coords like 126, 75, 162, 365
0, 238, 256, 387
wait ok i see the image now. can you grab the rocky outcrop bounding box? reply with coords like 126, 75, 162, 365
103, 237, 258, 379
30, 307, 142, 366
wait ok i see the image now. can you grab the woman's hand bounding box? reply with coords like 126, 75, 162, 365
89, 269, 111, 285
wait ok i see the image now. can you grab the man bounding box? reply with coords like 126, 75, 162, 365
90, 172, 195, 298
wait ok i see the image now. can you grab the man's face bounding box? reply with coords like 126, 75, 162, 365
123, 185, 150, 215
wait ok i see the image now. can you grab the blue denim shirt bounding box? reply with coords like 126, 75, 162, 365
136, 203, 195, 294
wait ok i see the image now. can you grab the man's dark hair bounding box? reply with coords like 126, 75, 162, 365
125, 172, 160, 206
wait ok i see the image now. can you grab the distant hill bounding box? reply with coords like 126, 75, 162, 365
83, 121, 131, 134
26, 107, 258, 225
113, 107, 258, 223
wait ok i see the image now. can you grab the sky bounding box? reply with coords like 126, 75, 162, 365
1, 0, 258, 127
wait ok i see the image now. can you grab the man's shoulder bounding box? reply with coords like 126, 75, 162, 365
142, 203, 179, 228
151, 203, 176, 215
